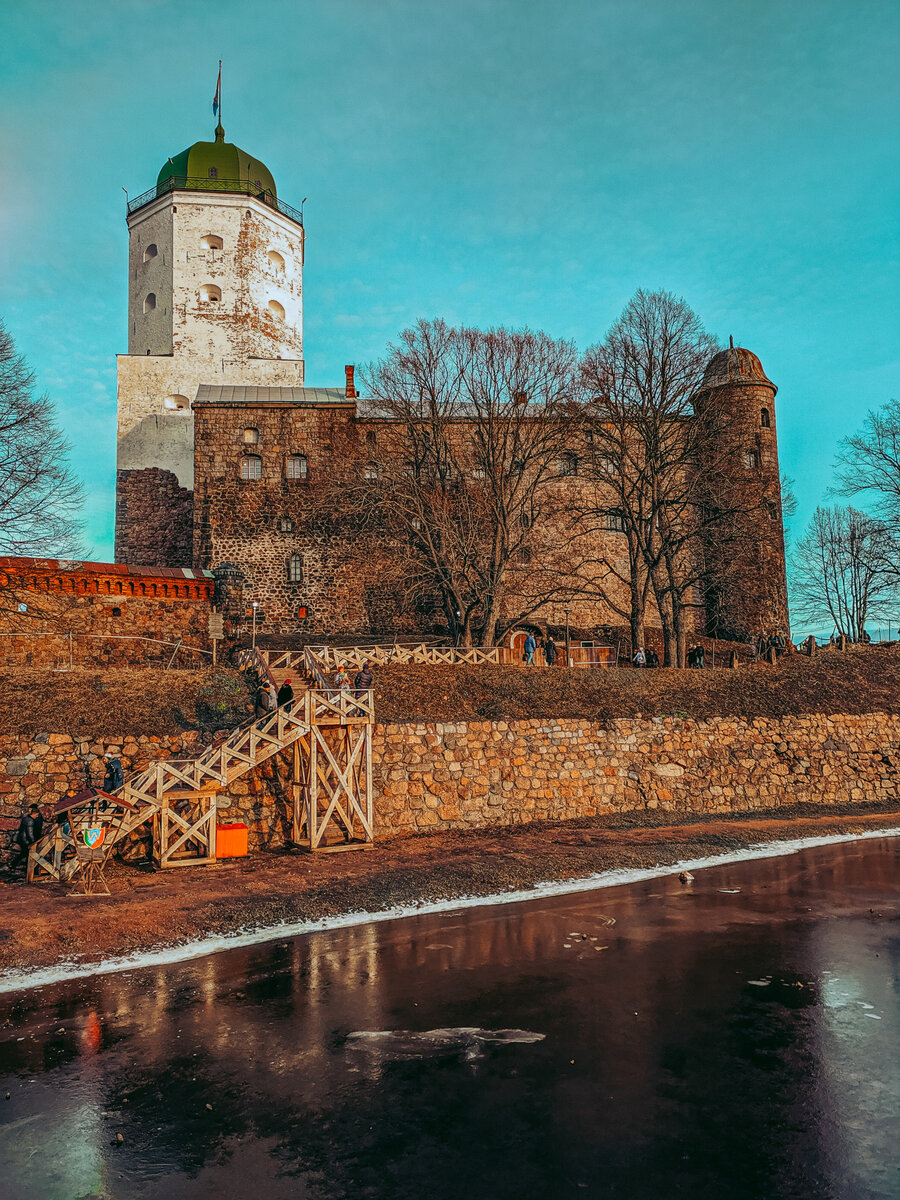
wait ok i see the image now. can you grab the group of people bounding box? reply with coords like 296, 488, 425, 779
8, 750, 125, 871
632, 647, 661, 668
522, 633, 559, 665
259, 661, 376, 716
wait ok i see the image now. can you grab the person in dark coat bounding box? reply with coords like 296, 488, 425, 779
544, 636, 558, 666
12, 805, 43, 868
277, 679, 294, 711
646, 648, 659, 668
103, 752, 124, 792
354, 661, 374, 697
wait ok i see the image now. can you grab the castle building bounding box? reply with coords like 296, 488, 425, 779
115, 120, 306, 566
115, 120, 789, 647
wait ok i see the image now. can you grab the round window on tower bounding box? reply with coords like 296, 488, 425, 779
143, 243, 158, 263
164, 394, 189, 413
143, 293, 156, 313
201, 234, 224, 250
199, 284, 222, 303
267, 249, 285, 272
267, 299, 285, 321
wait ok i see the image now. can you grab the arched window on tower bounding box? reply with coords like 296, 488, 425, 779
143, 243, 158, 263
287, 554, 303, 583
164, 394, 189, 412
760, 407, 771, 428
267, 299, 285, 321
744, 448, 760, 470
240, 455, 263, 481
143, 293, 156, 313
267, 249, 285, 272
201, 234, 224, 250
199, 284, 222, 302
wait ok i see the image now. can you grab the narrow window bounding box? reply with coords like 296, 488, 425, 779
164, 394, 189, 412
201, 234, 224, 250
472, 466, 487, 480
199, 283, 222, 302
208, 167, 218, 180
411, 518, 423, 532
599, 455, 617, 476
603, 510, 625, 532
286, 454, 308, 480
518, 547, 533, 564
558, 452, 578, 477
766, 501, 778, 521
112, 607, 122, 617
364, 465, 379, 482
287, 554, 303, 583
143, 292, 156, 313
267, 299, 285, 321
279, 516, 293, 532
267, 249, 285, 272
365, 430, 376, 448
243, 427, 259, 444
744, 449, 759, 470
143, 243, 158, 263
241, 455, 262, 480
760, 407, 771, 428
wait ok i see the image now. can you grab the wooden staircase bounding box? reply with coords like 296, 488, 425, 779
28, 646, 375, 886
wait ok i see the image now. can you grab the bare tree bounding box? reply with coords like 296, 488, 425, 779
0, 320, 85, 629
833, 398, 900, 523
790, 505, 898, 641
580, 290, 728, 665
0, 319, 84, 557
321, 319, 587, 646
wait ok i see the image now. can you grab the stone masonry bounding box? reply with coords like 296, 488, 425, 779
3, 713, 897, 865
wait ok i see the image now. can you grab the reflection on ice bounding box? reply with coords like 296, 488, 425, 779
346, 1027, 545, 1058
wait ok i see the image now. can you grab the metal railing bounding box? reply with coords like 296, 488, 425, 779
127, 176, 303, 225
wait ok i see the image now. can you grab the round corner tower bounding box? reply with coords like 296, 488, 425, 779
693, 341, 790, 642
115, 119, 306, 565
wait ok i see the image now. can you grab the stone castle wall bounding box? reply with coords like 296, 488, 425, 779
0, 559, 213, 667
115, 468, 195, 567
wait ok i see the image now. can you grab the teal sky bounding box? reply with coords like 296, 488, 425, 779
0, 0, 897, 564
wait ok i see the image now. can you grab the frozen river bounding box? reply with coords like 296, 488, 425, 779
1, 836, 898, 1199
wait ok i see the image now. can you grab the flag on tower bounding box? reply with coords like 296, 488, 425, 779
212, 61, 222, 117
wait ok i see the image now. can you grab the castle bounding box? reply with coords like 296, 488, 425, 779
115, 118, 789, 647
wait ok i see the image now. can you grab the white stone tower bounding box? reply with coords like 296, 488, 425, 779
115, 118, 306, 561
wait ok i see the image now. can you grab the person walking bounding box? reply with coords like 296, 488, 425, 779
354, 660, 374, 696
694, 644, 705, 669
276, 678, 294, 711
103, 752, 124, 792
12, 804, 43, 869
646, 648, 659, 668
544, 636, 558, 666
523, 632, 537, 666
633, 647, 646, 668
334, 666, 351, 691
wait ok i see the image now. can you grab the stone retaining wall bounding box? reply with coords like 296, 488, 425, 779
2, 713, 897, 866
371, 713, 900, 835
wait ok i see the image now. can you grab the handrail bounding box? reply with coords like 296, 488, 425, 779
127, 176, 304, 225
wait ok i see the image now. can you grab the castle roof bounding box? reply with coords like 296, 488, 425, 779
194, 385, 351, 407
157, 123, 277, 199
699, 344, 776, 395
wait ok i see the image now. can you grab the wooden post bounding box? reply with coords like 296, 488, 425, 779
728, 650, 737, 669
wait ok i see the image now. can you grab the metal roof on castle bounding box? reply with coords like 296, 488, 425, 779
0, 557, 213, 580
194, 385, 351, 406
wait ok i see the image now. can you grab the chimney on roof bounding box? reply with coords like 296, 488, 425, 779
345, 365, 357, 399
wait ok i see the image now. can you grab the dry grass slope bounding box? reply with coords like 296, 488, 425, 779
0, 668, 253, 737
372, 646, 900, 724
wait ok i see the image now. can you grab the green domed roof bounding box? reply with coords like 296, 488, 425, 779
157, 124, 276, 198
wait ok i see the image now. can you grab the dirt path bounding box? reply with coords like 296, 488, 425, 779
2, 802, 899, 983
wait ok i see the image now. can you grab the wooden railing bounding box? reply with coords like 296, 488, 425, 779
269, 643, 502, 672
28, 671, 375, 884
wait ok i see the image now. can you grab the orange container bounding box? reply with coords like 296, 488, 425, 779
216, 822, 249, 858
